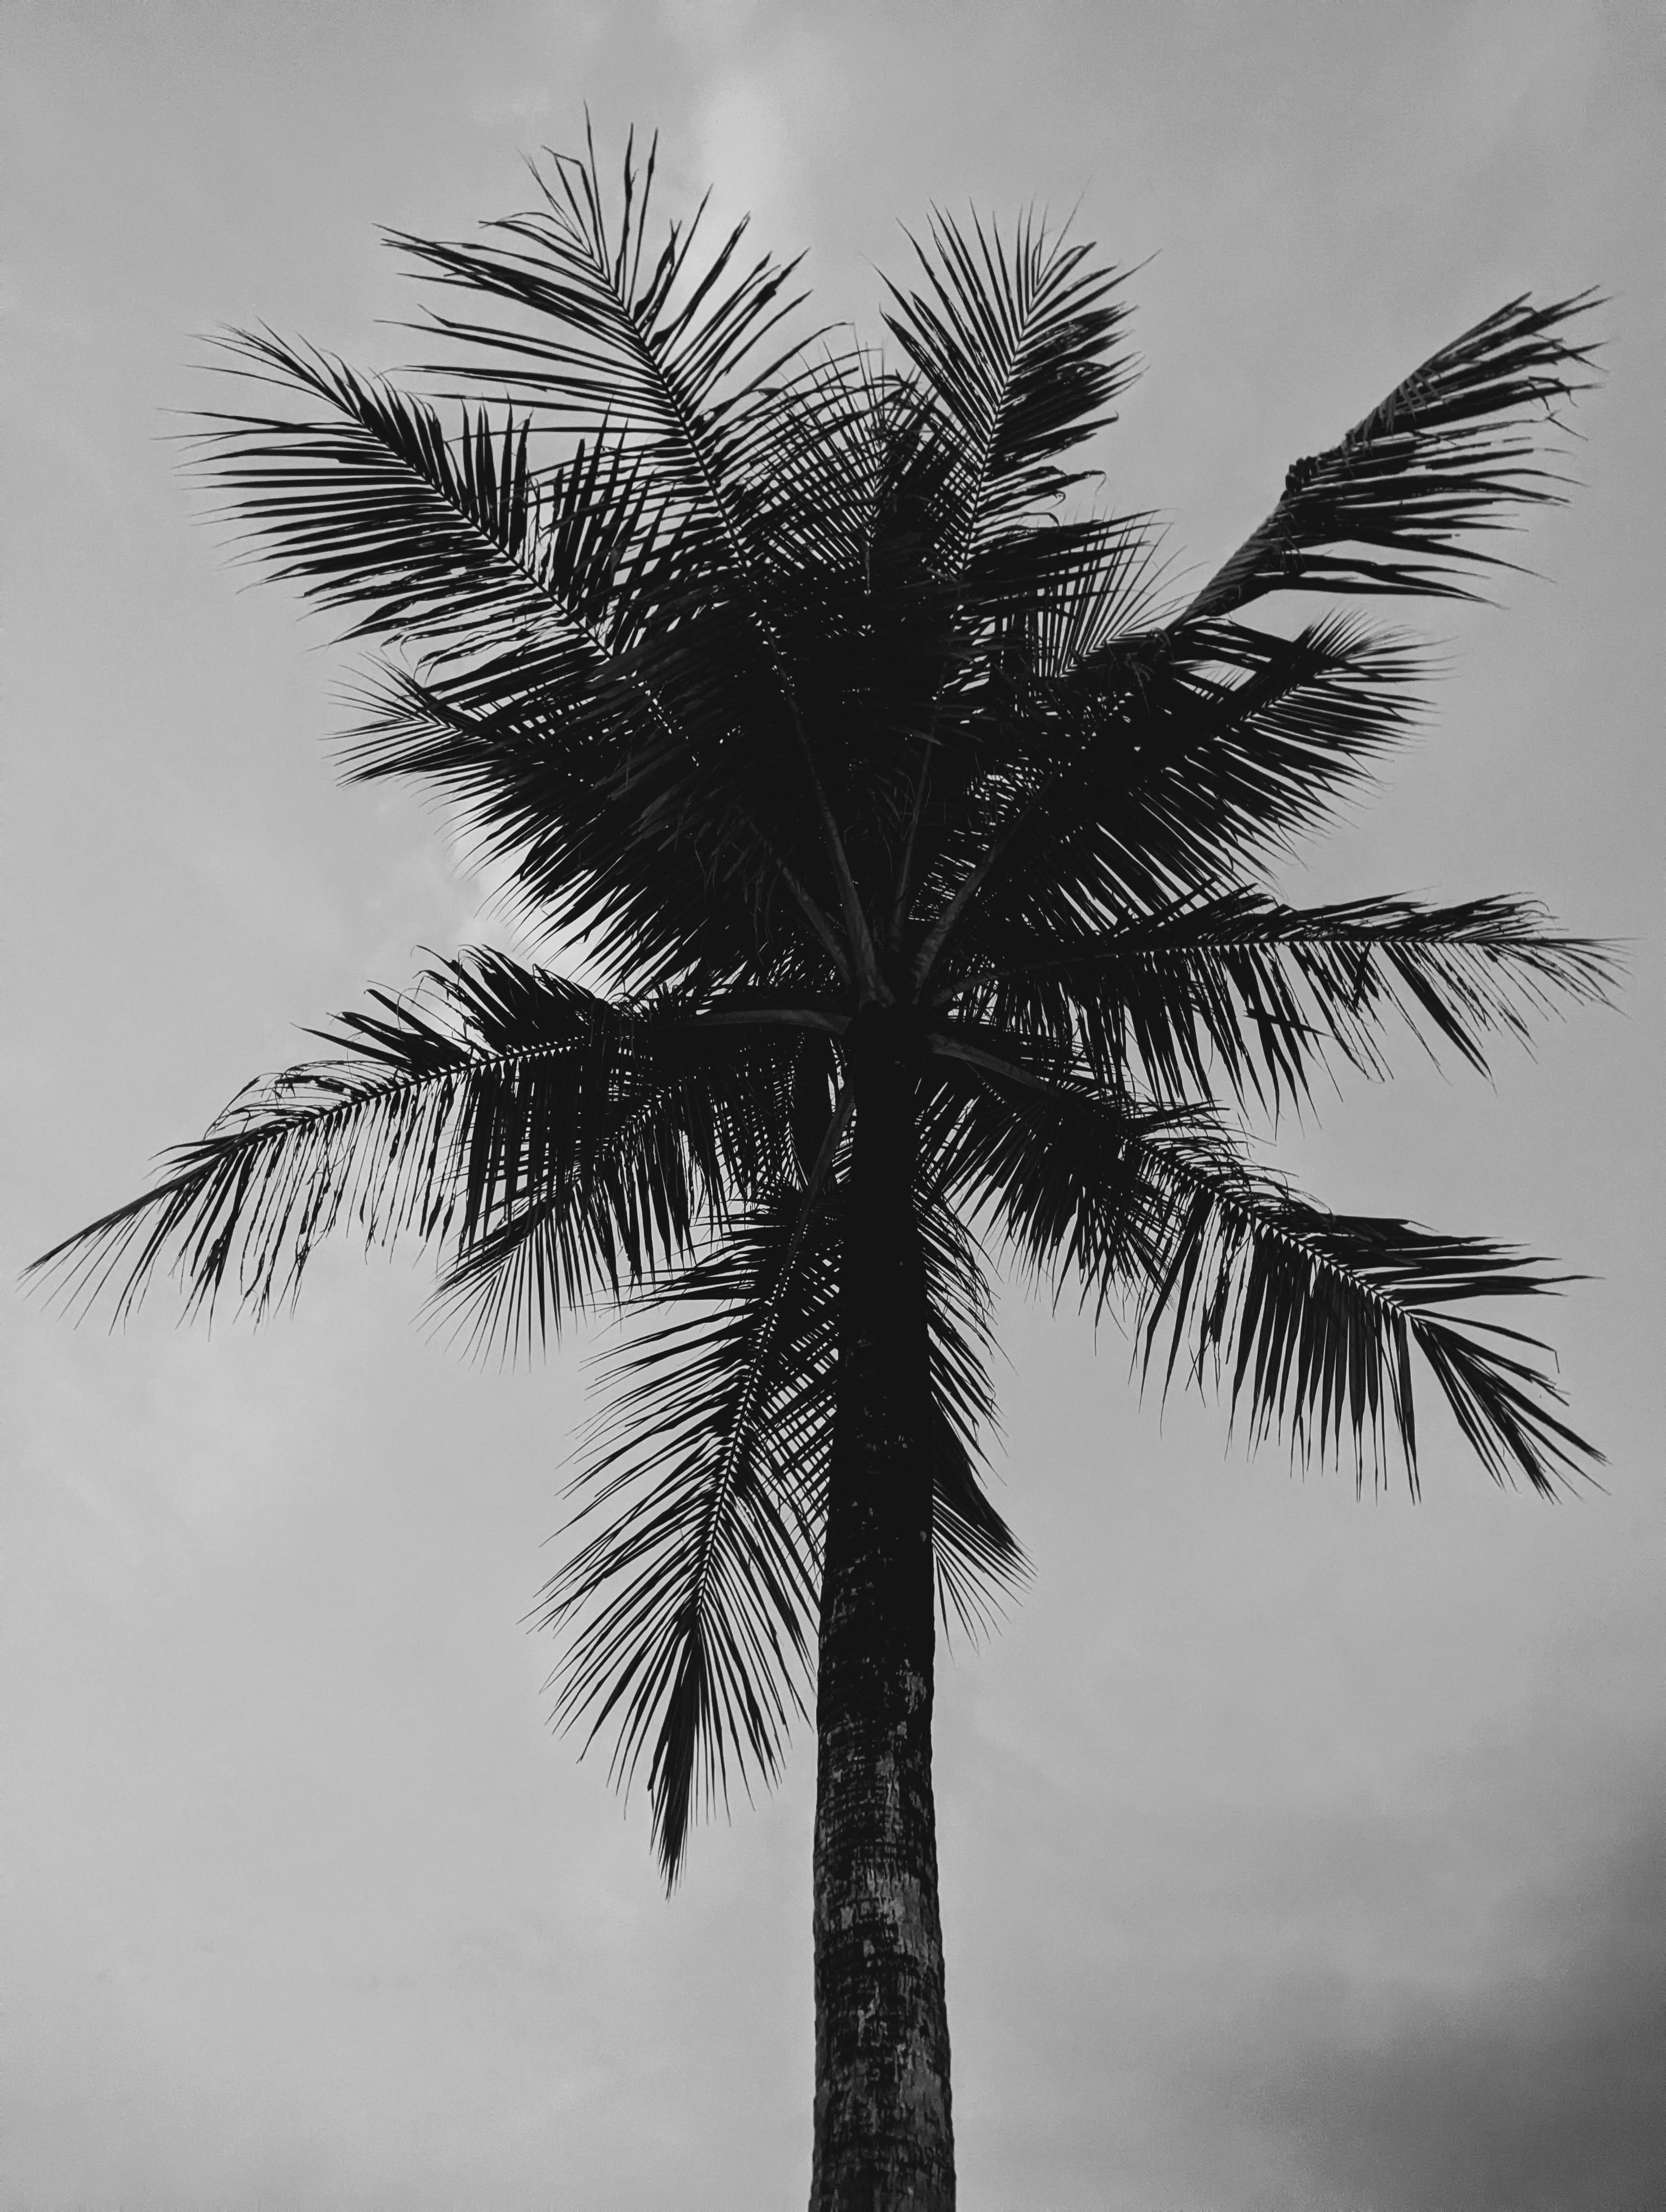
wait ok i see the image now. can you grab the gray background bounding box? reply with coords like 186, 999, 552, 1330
5, 3, 1662, 2207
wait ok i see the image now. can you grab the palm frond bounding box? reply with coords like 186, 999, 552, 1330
1184, 291, 1600, 618
194, 330, 670, 661
539, 1176, 1021, 1884
540, 1195, 831, 1887
922, 1038, 1598, 1493
914, 1198, 1026, 1641
1138, 1153, 1599, 1496
426, 1007, 842, 1364
27, 954, 787, 1328
965, 511, 1171, 658
922, 1040, 1190, 1301
343, 661, 854, 999
391, 124, 812, 526
912, 613, 1422, 987
953, 890, 1617, 1111
769, 218, 1147, 943
389, 130, 893, 995
881, 209, 1138, 554
222, 147, 892, 994
190, 337, 843, 980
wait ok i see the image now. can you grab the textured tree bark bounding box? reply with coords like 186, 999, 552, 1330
810, 1006, 954, 2212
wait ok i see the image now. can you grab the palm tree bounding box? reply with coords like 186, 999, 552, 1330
33, 132, 1608, 2212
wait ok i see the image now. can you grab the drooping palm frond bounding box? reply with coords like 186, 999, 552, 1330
27, 953, 791, 1327
951, 890, 1617, 1111
540, 1197, 832, 1886
1184, 291, 1601, 618
1136, 1154, 1597, 1497
540, 1178, 1020, 1883
421, 1005, 845, 1356
921, 1040, 1191, 1301
924, 1036, 1595, 1495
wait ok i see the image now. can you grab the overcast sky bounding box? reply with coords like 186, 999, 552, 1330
5, 4, 1663, 2208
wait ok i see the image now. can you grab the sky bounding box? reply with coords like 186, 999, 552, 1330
3, 3, 1663, 2208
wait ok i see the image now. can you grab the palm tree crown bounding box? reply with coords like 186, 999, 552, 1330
34, 132, 1607, 1914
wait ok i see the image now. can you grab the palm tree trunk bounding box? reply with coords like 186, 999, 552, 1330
810, 1008, 954, 2211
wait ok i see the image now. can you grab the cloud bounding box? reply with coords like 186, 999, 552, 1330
691, 69, 797, 232
1241, 1800, 1666, 2210
686, 29, 845, 243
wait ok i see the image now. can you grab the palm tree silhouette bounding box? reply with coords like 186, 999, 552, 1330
33, 131, 1608, 2211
